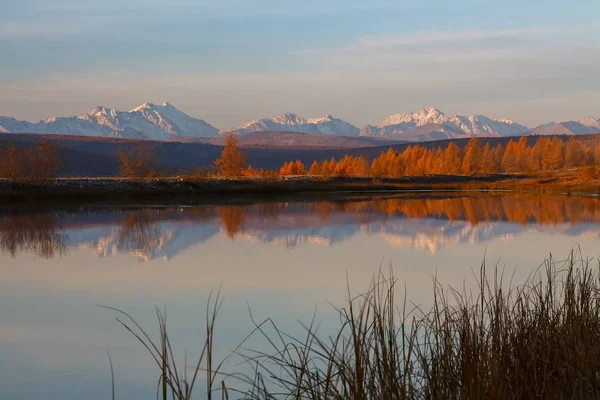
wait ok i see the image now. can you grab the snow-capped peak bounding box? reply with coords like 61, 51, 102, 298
307, 114, 336, 124
222, 113, 360, 136
0, 102, 218, 139
130, 102, 157, 112
379, 106, 448, 128
364, 107, 528, 140
87, 105, 117, 117
580, 117, 600, 129
271, 113, 306, 125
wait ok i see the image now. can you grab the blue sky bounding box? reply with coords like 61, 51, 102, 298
1, 0, 599, 128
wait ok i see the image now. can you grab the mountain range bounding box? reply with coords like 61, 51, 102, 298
0, 102, 218, 140
1, 103, 598, 142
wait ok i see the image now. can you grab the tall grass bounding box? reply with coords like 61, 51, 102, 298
109, 251, 600, 399
103, 289, 234, 400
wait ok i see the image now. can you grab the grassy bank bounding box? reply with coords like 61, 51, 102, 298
1, 171, 599, 204
109, 250, 600, 399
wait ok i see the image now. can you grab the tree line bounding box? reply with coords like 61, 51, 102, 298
2, 134, 600, 182
210, 135, 600, 179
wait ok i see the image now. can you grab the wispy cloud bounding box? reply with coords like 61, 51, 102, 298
296, 25, 599, 59
354, 28, 549, 49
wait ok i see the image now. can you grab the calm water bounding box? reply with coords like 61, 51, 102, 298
2, 193, 600, 399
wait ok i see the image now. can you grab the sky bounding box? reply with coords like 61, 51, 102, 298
1, 0, 599, 128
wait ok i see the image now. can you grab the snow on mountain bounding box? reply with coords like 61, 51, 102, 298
220, 113, 360, 136
449, 115, 528, 136
1, 104, 598, 142
0, 102, 218, 140
127, 102, 218, 138
379, 107, 449, 127
72, 222, 219, 262
580, 117, 600, 130
362, 107, 528, 140
0, 117, 37, 133
62, 211, 600, 260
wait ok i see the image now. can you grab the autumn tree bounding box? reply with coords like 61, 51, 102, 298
370, 156, 387, 178
294, 159, 306, 175
594, 145, 600, 165
320, 157, 337, 177
117, 133, 160, 178
501, 140, 518, 173
0, 141, 63, 183
333, 155, 369, 177
243, 165, 257, 177
279, 161, 293, 176
530, 138, 549, 173
442, 143, 462, 174
564, 136, 586, 169
309, 161, 321, 175
26, 142, 64, 184
280, 159, 306, 175
480, 143, 498, 174
542, 138, 564, 171
514, 137, 531, 172
0, 143, 25, 181
461, 137, 482, 174
214, 134, 246, 177
354, 156, 369, 176
432, 147, 444, 174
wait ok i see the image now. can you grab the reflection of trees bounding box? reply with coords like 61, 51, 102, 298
0, 195, 597, 258
216, 205, 250, 239
366, 195, 600, 226
117, 210, 162, 255
0, 214, 68, 259
256, 203, 285, 220
214, 195, 600, 242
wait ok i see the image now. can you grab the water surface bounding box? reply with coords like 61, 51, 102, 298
1, 193, 600, 399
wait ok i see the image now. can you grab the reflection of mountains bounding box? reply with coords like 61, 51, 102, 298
2, 195, 600, 260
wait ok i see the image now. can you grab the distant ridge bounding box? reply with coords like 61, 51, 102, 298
180, 130, 406, 149
531, 121, 600, 136
1, 103, 599, 143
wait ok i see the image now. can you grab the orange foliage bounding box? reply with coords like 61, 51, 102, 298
0, 142, 63, 183
205, 194, 600, 240
207, 136, 600, 180
214, 134, 246, 177
280, 159, 306, 176
362, 137, 598, 178
309, 155, 368, 177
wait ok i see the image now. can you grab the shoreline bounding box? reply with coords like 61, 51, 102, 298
0, 174, 598, 205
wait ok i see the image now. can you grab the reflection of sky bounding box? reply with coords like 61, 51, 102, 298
1, 198, 600, 399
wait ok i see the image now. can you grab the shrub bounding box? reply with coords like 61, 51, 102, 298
117, 136, 159, 178
0, 142, 63, 183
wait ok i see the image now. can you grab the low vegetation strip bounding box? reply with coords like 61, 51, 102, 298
0, 173, 598, 203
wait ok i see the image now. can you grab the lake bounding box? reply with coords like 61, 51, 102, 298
1, 193, 600, 399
